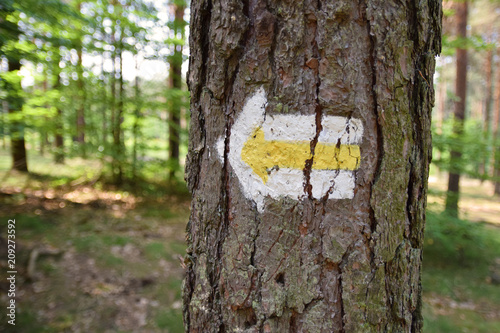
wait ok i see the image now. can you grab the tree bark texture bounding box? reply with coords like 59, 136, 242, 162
445, 1, 467, 215
184, 1, 441, 332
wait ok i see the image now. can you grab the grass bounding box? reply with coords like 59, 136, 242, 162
155, 309, 184, 332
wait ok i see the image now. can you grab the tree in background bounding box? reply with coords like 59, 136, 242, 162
433, 0, 500, 201
494, 43, 500, 194
167, 0, 187, 181
445, 1, 468, 216
0, 0, 80, 171
0, 0, 191, 186
183, 0, 441, 331
1, 0, 28, 171
74, 0, 87, 156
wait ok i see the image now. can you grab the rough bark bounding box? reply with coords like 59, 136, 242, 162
7, 58, 28, 172
445, 1, 467, 216
184, 0, 441, 332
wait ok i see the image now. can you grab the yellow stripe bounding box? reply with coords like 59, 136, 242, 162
241, 128, 361, 183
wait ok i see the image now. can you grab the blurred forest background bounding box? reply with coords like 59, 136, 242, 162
0, 0, 499, 332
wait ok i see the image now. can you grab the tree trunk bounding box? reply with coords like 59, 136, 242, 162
445, 1, 467, 216
76, 1, 86, 155
40, 76, 49, 156
480, 48, 493, 179
101, 39, 108, 153
435, 63, 446, 173
1, 100, 6, 149
109, 13, 121, 185
132, 56, 141, 180
112, 45, 124, 186
76, 43, 86, 150
7, 58, 28, 172
494, 47, 500, 195
53, 52, 65, 165
167, 2, 186, 181
183, 0, 441, 332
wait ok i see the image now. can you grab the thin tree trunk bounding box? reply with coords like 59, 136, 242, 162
110, 17, 118, 183
114, 46, 124, 185
1, 100, 6, 149
445, 1, 468, 216
183, 0, 441, 331
101, 38, 108, 152
76, 44, 86, 151
494, 47, 500, 195
0, 57, 5, 148
435, 65, 446, 173
109, 0, 124, 186
132, 56, 141, 180
40, 75, 49, 156
53, 51, 64, 165
75, 1, 86, 155
481, 48, 493, 179
167, 3, 185, 181
7, 57, 28, 171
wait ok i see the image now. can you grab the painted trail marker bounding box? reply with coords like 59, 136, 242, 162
217, 87, 364, 211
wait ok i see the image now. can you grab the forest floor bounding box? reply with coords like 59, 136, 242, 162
0, 150, 499, 332
423, 171, 500, 332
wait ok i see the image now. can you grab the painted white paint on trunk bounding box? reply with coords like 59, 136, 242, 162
216, 87, 364, 212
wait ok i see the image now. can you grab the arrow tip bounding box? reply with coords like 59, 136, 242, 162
241, 127, 269, 184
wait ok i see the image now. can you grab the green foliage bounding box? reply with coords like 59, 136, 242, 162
0, 0, 190, 184
441, 34, 493, 56
432, 118, 492, 180
424, 210, 499, 266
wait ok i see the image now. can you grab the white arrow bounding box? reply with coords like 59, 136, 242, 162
217, 87, 364, 212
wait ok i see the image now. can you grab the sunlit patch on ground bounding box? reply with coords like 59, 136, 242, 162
428, 174, 500, 226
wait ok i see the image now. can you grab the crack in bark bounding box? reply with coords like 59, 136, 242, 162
338, 242, 356, 333
266, 229, 284, 255
265, 232, 301, 283
361, 3, 389, 329
363, 1, 383, 237
303, 8, 322, 199
304, 105, 324, 198
265, 0, 278, 90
